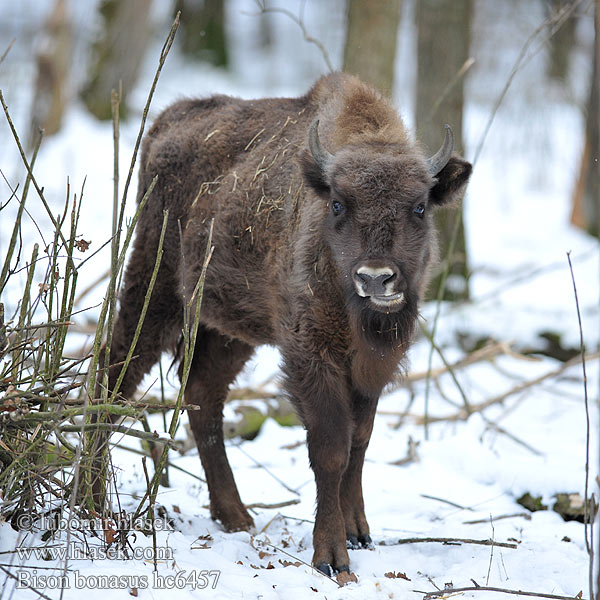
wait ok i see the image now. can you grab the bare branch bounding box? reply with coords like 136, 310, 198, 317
416, 583, 586, 600
252, 0, 334, 72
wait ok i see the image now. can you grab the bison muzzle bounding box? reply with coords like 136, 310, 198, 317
96, 72, 472, 576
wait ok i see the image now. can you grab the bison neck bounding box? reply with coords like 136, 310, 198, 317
349, 300, 418, 398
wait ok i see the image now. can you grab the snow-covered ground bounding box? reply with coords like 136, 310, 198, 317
1, 1, 599, 599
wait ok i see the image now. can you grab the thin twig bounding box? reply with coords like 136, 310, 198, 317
416, 584, 586, 600
0, 39, 15, 65
0, 565, 54, 600
379, 536, 517, 549
567, 251, 594, 600
252, 0, 334, 72
464, 512, 531, 525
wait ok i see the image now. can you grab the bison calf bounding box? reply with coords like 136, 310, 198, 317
99, 73, 472, 575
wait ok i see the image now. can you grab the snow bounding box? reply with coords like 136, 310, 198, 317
1, 1, 599, 599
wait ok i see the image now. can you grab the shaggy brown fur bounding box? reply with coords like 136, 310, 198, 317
97, 72, 472, 575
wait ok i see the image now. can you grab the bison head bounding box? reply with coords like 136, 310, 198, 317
301, 120, 472, 349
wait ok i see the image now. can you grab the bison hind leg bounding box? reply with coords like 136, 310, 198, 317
182, 326, 255, 532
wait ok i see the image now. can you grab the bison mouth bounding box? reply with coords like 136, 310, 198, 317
368, 291, 405, 311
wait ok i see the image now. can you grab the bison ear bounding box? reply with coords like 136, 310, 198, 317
429, 156, 472, 206
300, 149, 330, 197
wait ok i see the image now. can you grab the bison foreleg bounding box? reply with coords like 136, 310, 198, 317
340, 392, 378, 550
284, 355, 354, 575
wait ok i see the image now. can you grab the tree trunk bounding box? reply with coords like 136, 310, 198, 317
81, 0, 152, 120
571, 0, 599, 238
416, 0, 472, 301
174, 0, 228, 68
545, 0, 577, 82
29, 0, 71, 147
343, 0, 402, 97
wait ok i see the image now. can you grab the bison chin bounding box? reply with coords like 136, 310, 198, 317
346, 287, 420, 352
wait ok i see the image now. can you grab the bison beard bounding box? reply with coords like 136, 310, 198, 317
91, 72, 472, 578
347, 287, 420, 351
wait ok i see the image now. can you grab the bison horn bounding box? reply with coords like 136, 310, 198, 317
426, 124, 454, 176
309, 119, 334, 169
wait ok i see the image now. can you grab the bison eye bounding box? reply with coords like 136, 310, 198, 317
331, 199, 344, 216
413, 203, 426, 218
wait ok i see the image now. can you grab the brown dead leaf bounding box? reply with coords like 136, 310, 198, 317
104, 526, 117, 544
172, 505, 181, 514
76, 239, 91, 252
129, 588, 138, 597
236, 561, 244, 565
198, 534, 213, 541
577, 592, 583, 599
258, 550, 273, 559
266, 561, 275, 569
384, 571, 410, 581
336, 570, 358, 586
279, 559, 301, 567
310, 587, 318, 592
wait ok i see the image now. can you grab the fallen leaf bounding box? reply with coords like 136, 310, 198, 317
258, 550, 273, 559
384, 571, 410, 581
279, 559, 301, 567
310, 587, 318, 592
172, 505, 181, 514
129, 588, 138, 597
336, 570, 358, 585
266, 561, 275, 569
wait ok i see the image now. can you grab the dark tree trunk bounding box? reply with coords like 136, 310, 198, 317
572, 0, 599, 238
343, 0, 402, 97
80, 0, 152, 120
174, 0, 229, 67
416, 0, 472, 301
29, 0, 71, 146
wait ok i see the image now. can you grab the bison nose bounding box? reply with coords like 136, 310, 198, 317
353, 266, 398, 298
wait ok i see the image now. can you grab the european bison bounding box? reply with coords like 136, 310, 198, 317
99, 72, 472, 576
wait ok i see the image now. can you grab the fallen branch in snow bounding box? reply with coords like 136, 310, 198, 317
415, 583, 585, 600
379, 536, 517, 549
463, 512, 531, 524
421, 493, 474, 511
391, 340, 529, 388
381, 351, 600, 426
244, 499, 300, 510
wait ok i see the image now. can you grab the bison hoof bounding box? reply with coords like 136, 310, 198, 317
346, 533, 373, 549
314, 562, 350, 577
315, 562, 334, 577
